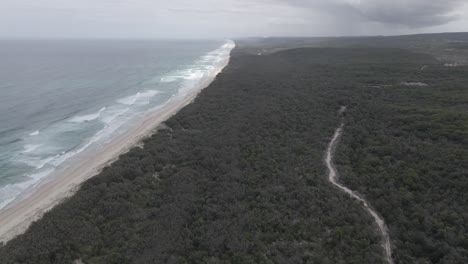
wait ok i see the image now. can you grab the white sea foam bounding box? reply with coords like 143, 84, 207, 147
100, 107, 131, 124
159, 40, 235, 86
401, 82, 428, 87
181, 69, 206, 80
29, 131, 40, 136
117, 95, 138, 105
175, 40, 234, 97
0, 198, 15, 211
18, 137, 101, 173
444, 63, 461, 67
0, 168, 54, 210
160, 76, 180, 83
22, 144, 42, 153
35, 154, 60, 169
160, 69, 206, 82
16, 105, 132, 175
28, 169, 56, 182
69, 107, 107, 123
117, 90, 160, 105
15, 157, 40, 169
16, 150, 61, 169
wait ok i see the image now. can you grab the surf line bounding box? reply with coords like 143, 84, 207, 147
325, 106, 394, 264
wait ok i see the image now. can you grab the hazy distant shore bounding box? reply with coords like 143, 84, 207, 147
0, 45, 234, 243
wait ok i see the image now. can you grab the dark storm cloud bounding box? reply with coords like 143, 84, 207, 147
280, 0, 466, 28
346, 0, 465, 27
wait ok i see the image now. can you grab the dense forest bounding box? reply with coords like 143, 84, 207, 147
0, 45, 466, 263
332, 54, 468, 263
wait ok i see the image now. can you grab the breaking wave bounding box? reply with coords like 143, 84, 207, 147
69, 107, 107, 123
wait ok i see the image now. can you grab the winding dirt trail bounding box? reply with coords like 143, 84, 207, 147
325, 108, 394, 264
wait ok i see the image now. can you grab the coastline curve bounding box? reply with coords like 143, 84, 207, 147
0, 40, 236, 244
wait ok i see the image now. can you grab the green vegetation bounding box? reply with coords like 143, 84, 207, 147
335, 58, 468, 263
1, 46, 466, 263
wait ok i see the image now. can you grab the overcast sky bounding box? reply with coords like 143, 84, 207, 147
1, 0, 468, 38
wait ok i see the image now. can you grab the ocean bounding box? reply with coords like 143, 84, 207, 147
0, 39, 235, 209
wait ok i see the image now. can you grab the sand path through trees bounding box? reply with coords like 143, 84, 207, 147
325, 107, 394, 264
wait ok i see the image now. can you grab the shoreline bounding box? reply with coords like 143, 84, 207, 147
0, 44, 234, 244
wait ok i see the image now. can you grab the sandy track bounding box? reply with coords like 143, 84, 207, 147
325, 107, 394, 264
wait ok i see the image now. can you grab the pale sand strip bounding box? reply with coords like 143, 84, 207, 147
0, 47, 233, 244
325, 107, 394, 264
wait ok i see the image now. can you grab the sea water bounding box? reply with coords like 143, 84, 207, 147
0, 39, 235, 209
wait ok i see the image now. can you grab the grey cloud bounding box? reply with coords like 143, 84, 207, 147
279, 0, 466, 28
346, 0, 465, 28
0, 0, 467, 38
